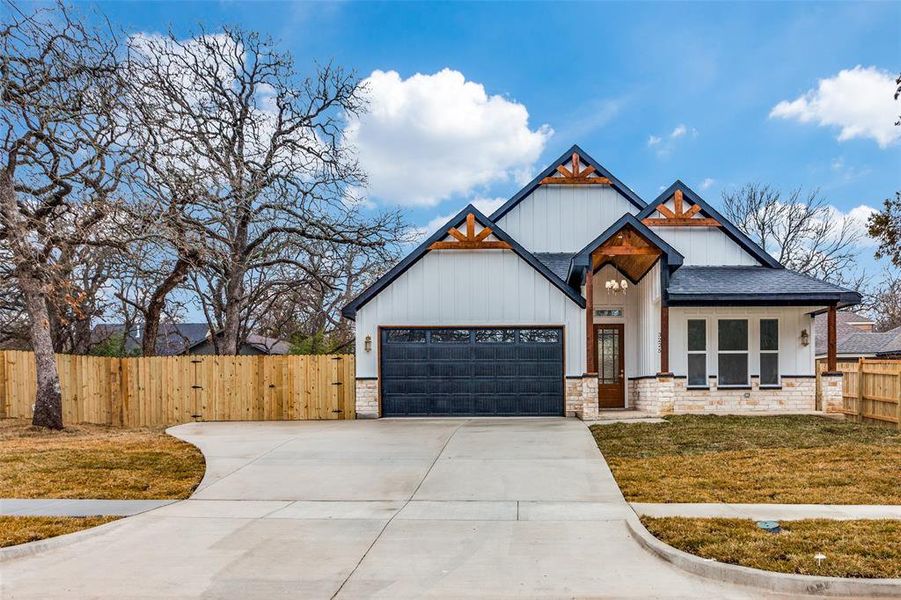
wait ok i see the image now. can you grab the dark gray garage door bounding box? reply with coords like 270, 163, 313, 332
380, 327, 564, 417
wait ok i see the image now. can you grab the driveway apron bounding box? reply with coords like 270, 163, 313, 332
1, 418, 795, 599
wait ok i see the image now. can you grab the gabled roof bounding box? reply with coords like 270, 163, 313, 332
489, 144, 646, 221
666, 266, 862, 305
341, 205, 586, 319
637, 181, 782, 269
567, 213, 684, 285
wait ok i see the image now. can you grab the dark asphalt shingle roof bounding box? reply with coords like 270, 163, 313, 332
837, 329, 901, 355
533, 253, 573, 282
667, 266, 861, 304
813, 311, 875, 355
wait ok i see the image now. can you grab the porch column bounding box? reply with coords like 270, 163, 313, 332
585, 262, 595, 373
659, 304, 670, 375
827, 304, 837, 372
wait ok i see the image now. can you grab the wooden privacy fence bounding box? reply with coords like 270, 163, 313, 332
817, 358, 901, 428
0, 351, 355, 427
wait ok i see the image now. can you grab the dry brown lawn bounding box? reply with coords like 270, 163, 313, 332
591, 415, 901, 503
0, 418, 205, 499
0, 516, 120, 548
642, 517, 901, 579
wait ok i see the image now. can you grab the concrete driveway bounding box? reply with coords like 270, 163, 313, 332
1, 419, 785, 599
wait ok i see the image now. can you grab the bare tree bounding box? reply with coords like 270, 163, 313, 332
0, 2, 128, 428
866, 271, 901, 332
722, 184, 865, 287
126, 28, 406, 355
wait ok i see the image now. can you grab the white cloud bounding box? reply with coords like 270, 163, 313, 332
416, 196, 507, 241
770, 66, 900, 148
835, 204, 878, 246
344, 69, 552, 207
699, 178, 715, 191
647, 124, 698, 157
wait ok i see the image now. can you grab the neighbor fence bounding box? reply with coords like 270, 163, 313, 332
816, 358, 901, 428
0, 351, 355, 427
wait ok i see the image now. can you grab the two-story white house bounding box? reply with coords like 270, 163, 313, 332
342, 145, 860, 419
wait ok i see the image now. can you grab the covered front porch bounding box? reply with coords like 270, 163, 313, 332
562, 216, 854, 420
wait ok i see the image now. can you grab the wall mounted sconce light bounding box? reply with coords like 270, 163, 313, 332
364, 335, 372, 352
800, 329, 809, 347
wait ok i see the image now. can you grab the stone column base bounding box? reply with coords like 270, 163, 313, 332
820, 373, 844, 414
355, 379, 379, 418
566, 376, 599, 421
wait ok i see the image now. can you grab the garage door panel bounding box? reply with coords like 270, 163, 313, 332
381, 327, 563, 417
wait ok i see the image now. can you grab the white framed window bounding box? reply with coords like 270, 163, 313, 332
717, 319, 749, 387
759, 318, 780, 386
687, 319, 707, 387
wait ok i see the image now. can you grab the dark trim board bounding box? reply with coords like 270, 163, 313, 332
489, 144, 647, 222
667, 294, 861, 305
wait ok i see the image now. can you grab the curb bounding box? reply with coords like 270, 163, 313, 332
0, 517, 128, 563
625, 512, 901, 598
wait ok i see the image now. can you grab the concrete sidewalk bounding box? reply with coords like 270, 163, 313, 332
632, 502, 901, 520
1, 499, 175, 517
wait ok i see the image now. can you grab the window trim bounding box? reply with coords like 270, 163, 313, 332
759, 317, 781, 387
716, 318, 749, 388
686, 318, 708, 388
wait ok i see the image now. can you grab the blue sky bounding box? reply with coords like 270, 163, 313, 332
95, 0, 900, 275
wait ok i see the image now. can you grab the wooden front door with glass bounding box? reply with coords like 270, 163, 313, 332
594, 324, 625, 408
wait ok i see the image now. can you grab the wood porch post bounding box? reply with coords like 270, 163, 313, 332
659, 304, 670, 374
585, 260, 595, 373
827, 304, 837, 372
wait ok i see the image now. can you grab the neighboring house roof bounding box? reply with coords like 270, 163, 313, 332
637, 181, 782, 269
184, 332, 291, 355
666, 266, 862, 306
489, 144, 647, 221
244, 334, 291, 355
90, 322, 209, 356
813, 311, 876, 355
813, 323, 901, 357
342, 204, 587, 320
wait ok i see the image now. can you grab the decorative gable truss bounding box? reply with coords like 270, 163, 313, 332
429, 212, 512, 250
540, 152, 611, 186
641, 189, 721, 227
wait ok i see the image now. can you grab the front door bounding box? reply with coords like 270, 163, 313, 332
595, 324, 625, 408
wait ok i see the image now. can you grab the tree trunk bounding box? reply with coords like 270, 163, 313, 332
142, 258, 192, 356
221, 267, 243, 355
24, 279, 64, 429
0, 174, 64, 429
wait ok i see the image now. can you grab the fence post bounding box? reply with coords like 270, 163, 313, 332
0, 351, 6, 419
856, 357, 865, 420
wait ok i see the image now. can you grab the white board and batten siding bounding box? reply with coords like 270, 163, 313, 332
652, 227, 761, 266
495, 185, 639, 253
668, 306, 817, 378
354, 249, 585, 378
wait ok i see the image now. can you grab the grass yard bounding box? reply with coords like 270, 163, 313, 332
0, 516, 120, 548
591, 415, 901, 504
642, 517, 901, 579
0, 418, 205, 499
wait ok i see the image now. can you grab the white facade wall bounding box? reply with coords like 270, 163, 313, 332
652, 226, 760, 266
495, 185, 639, 253
668, 306, 817, 379
354, 249, 586, 378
